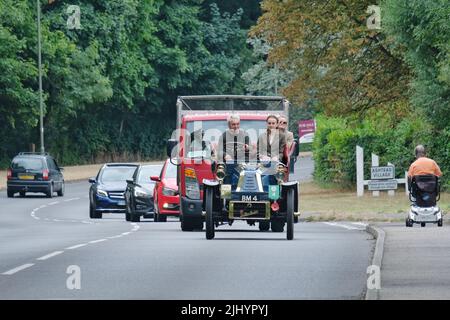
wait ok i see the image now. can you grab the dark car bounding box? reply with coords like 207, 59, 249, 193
6, 152, 65, 198
124, 164, 163, 222
88, 163, 138, 219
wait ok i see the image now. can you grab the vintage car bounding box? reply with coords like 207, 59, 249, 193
203, 159, 299, 240
166, 95, 300, 234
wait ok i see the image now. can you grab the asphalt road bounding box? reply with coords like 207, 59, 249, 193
0, 157, 376, 300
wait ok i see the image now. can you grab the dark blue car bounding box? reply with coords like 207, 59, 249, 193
89, 163, 139, 219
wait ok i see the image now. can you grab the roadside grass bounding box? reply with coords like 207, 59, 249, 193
299, 182, 450, 222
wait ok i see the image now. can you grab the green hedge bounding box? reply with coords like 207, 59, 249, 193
312, 115, 448, 189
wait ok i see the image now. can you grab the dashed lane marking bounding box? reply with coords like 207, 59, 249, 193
89, 239, 107, 244
37, 251, 64, 261
2, 264, 35, 276
65, 243, 87, 250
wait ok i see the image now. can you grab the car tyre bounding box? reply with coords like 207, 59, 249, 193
125, 201, 132, 221
205, 187, 215, 240
438, 219, 443, 227
89, 204, 102, 219
131, 214, 140, 222
286, 189, 294, 240
259, 221, 270, 231
7, 190, 14, 198
19, 191, 26, 197
405, 218, 413, 227
157, 214, 167, 222
271, 219, 284, 232
57, 182, 65, 197
46, 183, 54, 198
421, 222, 426, 227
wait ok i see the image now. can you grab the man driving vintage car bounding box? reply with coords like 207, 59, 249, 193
217, 114, 250, 162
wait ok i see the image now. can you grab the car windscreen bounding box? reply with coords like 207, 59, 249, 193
99, 166, 137, 182
138, 165, 162, 184
164, 162, 177, 179
186, 120, 267, 142
185, 120, 267, 158
12, 157, 44, 170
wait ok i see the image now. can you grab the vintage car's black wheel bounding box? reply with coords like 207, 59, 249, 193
205, 187, 215, 240
286, 189, 294, 240
259, 221, 270, 231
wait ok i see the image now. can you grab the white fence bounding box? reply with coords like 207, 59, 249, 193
356, 145, 408, 197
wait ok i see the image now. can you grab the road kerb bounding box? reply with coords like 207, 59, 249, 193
365, 224, 385, 300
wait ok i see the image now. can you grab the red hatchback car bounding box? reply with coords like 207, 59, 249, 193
151, 159, 180, 222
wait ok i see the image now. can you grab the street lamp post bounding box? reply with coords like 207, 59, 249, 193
37, 0, 45, 154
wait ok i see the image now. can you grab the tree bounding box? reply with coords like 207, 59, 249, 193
250, 0, 412, 120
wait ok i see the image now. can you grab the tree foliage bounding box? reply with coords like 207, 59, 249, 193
0, 0, 259, 166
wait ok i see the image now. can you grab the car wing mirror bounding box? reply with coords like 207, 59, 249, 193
150, 176, 160, 182
126, 179, 134, 185
88, 177, 96, 183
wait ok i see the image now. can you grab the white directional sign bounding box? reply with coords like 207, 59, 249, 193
371, 166, 395, 180
368, 179, 398, 191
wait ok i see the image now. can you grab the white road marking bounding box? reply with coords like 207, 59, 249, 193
65, 243, 87, 250
89, 239, 107, 244
2, 263, 35, 275
351, 222, 368, 227
37, 251, 64, 261
48, 202, 59, 206
64, 197, 80, 202
107, 235, 123, 239
121, 232, 131, 236
39, 205, 46, 209
81, 221, 92, 224
323, 222, 362, 230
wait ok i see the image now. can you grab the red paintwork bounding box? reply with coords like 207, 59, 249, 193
153, 159, 180, 216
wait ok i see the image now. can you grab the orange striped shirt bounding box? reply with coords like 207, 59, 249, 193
408, 157, 442, 177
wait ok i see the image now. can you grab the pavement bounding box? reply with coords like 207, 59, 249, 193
374, 223, 450, 300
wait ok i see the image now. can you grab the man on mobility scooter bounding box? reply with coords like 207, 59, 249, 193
406, 145, 443, 227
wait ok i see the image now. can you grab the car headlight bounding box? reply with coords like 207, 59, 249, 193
216, 163, 226, 181
162, 187, 178, 196
97, 189, 108, 197
134, 187, 150, 198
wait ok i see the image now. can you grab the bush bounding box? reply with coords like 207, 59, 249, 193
312, 115, 441, 189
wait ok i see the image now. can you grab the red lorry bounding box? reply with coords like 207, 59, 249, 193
166, 95, 299, 231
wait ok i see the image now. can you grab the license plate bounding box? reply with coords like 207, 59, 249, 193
416, 215, 435, 222
240, 194, 260, 202
19, 175, 34, 180
118, 201, 126, 206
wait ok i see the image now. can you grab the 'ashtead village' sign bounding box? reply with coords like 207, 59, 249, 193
371, 166, 395, 180
369, 165, 397, 191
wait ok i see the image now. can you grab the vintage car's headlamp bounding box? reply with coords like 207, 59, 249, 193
275, 164, 286, 183
216, 163, 226, 181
